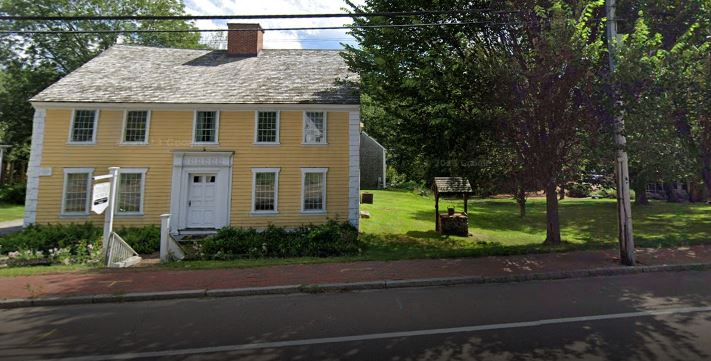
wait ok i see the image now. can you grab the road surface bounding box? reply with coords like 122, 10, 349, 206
1, 270, 711, 360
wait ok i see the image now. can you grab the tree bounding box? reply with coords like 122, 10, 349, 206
0, 0, 203, 158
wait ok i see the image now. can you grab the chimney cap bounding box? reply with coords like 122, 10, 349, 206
226, 23, 264, 29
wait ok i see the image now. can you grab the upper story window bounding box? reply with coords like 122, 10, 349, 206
117, 169, 147, 215
252, 168, 280, 214
303, 111, 327, 144
255, 111, 280, 144
193, 111, 219, 144
62, 168, 93, 215
122, 111, 150, 144
69, 110, 98, 144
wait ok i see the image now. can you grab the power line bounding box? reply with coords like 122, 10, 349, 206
0, 21, 526, 35
0, 10, 519, 21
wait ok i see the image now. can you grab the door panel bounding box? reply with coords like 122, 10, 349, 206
187, 173, 218, 228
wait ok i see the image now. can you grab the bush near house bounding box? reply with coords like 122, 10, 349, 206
566, 183, 593, 198
200, 221, 361, 259
0, 183, 26, 205
0, 223, 161, 266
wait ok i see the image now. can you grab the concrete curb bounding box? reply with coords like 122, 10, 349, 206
2, 262, 710, 309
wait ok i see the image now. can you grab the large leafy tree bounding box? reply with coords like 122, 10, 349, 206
0, 0, 202, 160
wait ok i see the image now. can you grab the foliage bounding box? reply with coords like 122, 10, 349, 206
0, 182, 26, 204
116, 225, 160, 254
200, 221, 362, 259
567, 183, 593, 198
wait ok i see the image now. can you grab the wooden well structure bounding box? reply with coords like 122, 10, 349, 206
433, 177, 473, 235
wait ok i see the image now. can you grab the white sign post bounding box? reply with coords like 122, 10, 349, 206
94, 167, 120, 256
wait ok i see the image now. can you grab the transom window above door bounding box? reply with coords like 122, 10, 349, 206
193, 111, 219, 144
255, 111, 280, 144
122, 111, 150, 144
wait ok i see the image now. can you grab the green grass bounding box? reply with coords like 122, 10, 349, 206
0, 204, 23, 222
0, 264, 91, 277
3, 190, 710, 276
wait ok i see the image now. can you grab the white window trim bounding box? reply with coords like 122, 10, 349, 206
60, 167, 94, 216
115, 168, 148, 216
192, 110, 220, 145
251, 167, 280, 215
301, 168, 328, 214
253, 111, 280, 145
120, 110, 151, 145
302, 111, 328, 145
67, 109, 99, 145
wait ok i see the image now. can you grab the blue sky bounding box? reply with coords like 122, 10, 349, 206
184, 0, 365, 49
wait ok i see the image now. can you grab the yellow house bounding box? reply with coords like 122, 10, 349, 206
24, 24, 361, 234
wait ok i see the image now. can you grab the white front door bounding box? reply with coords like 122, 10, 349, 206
187, 173, 218, 228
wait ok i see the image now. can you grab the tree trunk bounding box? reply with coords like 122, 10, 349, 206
633, 184, 649, 205
558, 185, 565, 200
703, 148, 711, 202
544, 181, 561, 244
515, 187, 527, 218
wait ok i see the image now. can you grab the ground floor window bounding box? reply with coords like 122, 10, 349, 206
62, 168, 93, 215
117, 169, 147, 215
301, 168, 327, 213
252, 168, 280, 213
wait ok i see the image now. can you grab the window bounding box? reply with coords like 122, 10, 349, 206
62, 169, 93, 215
117, 169, 147, 214
252, 168, 279, 213
69, 110, 98, 143
303, 111, 327, 144
255, 111, 279, 144
301, 168, 327, 213
122, 111, 150, 144
193, 111, 219, 144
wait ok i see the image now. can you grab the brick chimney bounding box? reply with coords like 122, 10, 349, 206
227, 23, 264, 57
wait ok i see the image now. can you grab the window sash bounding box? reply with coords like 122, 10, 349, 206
303, 172, 325, 211
123, 111, 149, 143
194, 111, 218, 143
303, 112, 326, 144
117, 172, 144, 214
70, 110, 96, 143
63, 172, 90, 214
253, 172, 277, 211
256, 111, 279, 143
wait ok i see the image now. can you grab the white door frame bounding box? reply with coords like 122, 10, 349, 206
170, 151, 233, 233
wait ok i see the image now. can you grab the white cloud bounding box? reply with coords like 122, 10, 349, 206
185, 0, 365, 49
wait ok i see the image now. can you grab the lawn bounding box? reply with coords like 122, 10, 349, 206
359, 189, 711, 258
0, 204, 23, 222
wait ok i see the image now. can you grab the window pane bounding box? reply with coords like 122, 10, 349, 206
117, 173, 143, 213
195, 111, 216, 143
64, 173, 89, 213
257, 112, 278, 143
124, 111, 148, 142
303, 172, 324, 211
304, 112, 325, 144
71, 110, 96, 142
254, 172, 276, 211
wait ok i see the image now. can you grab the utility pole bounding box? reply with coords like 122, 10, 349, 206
606, 0, 636, 266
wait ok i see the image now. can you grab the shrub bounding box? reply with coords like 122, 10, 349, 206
0, 223, 101, 254
200, 221, 361, 260
116, 225, 160, 254
0, 182, 26, 204
567, 183, 592, 198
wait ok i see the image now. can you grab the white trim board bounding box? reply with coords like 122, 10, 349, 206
32, 102, 360, 112
24, 108, 47, 226
348, 111, 361, 229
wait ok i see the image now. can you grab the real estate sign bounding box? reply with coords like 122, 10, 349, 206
92, 182, 111, 214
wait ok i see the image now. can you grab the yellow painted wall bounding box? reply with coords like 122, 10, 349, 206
35, 109, 351, 228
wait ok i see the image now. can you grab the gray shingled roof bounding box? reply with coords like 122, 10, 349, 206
433, 177, 473, 194
31, 45, 359, 104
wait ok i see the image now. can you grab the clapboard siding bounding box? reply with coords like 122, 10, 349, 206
35, 109, 350, 227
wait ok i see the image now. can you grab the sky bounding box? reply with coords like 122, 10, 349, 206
184, 0, 365, 49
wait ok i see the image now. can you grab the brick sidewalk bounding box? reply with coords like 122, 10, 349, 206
2, 245, 711, 300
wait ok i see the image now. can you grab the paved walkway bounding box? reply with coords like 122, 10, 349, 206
0, 218, 23, 236
2, 245, 711, 300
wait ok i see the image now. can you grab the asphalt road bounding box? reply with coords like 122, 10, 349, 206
2, 270, 711, 361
